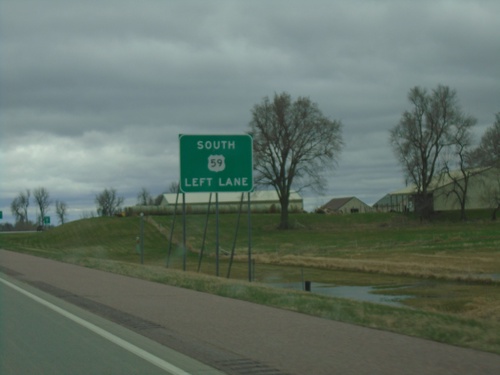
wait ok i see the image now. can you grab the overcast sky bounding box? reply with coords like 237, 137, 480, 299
1, 0, 499, 224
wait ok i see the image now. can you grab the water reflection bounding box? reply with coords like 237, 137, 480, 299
270, 282, 411, 307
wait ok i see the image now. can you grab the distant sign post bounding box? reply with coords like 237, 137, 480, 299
179, 134, 253, 193
43, 216, 50, 225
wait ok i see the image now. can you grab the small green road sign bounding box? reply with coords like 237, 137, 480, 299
43, 216, 50, 225
0, 211, 3, 219
179, 134, 253, 193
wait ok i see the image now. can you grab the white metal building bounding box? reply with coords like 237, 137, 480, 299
374, 167, 499, 212
159, 190, 303, 214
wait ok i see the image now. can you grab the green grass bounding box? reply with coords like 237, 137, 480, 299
1, 211, 499, 354
157, 211, 499, 254
0, 217, 166, 262
40, 258, 500, 355
154, 211, 500, 279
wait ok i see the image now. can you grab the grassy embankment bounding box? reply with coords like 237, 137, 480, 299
1, 211, 499, 354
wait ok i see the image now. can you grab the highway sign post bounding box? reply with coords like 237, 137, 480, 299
43, 216, 50, 225
179, 134, 253, 193
178, 134, 253, 278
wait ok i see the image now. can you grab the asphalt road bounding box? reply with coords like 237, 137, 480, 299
1, 249, 499, 375
0, 275, 223, 375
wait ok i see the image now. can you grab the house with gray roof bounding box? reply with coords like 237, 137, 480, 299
319, 197, 372, 214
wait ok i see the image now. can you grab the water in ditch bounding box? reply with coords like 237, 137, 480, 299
270, 281, 412, 307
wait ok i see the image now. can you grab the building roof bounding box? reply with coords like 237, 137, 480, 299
161, 190, 302, 205
322, 197, 354, 211
320, 197, 371, 212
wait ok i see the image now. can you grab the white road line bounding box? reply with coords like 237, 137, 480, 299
0, 276, 191, 375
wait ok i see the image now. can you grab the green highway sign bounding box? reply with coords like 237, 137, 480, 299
179, 134, 253, 193
43, 216, 50, 225
0, 211, 2, 219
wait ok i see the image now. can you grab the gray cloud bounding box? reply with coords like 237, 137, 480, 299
1, 0, 499, 223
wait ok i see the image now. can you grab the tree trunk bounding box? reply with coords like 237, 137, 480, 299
492, 204, 499, 221
460, 200, 467, 221
278, 193, 290, 229
414, 193, 433, 220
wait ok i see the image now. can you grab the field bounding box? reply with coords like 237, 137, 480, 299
1, 211, 499, 354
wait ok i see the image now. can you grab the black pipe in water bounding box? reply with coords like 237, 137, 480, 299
304, 280, 311, 292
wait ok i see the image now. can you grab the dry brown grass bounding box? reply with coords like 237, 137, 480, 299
242, 252, 499, 282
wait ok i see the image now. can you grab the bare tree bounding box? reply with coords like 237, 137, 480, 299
95, 188, 124, 217
470, 113, 500, 219
152, 182, 179, 206
249, 92, 343, 229
137, 187, 154, 206
441, 113, 477, 220
482, 174, 500, 221
154, 194, 164, 206
10, 189, 30, 223
470, 112, 500, 168
390, 85, 473, 219
10, 197, 24, 223
33, 187, 52, 225
168, 181, 179, 193
55, 200, 68, 224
